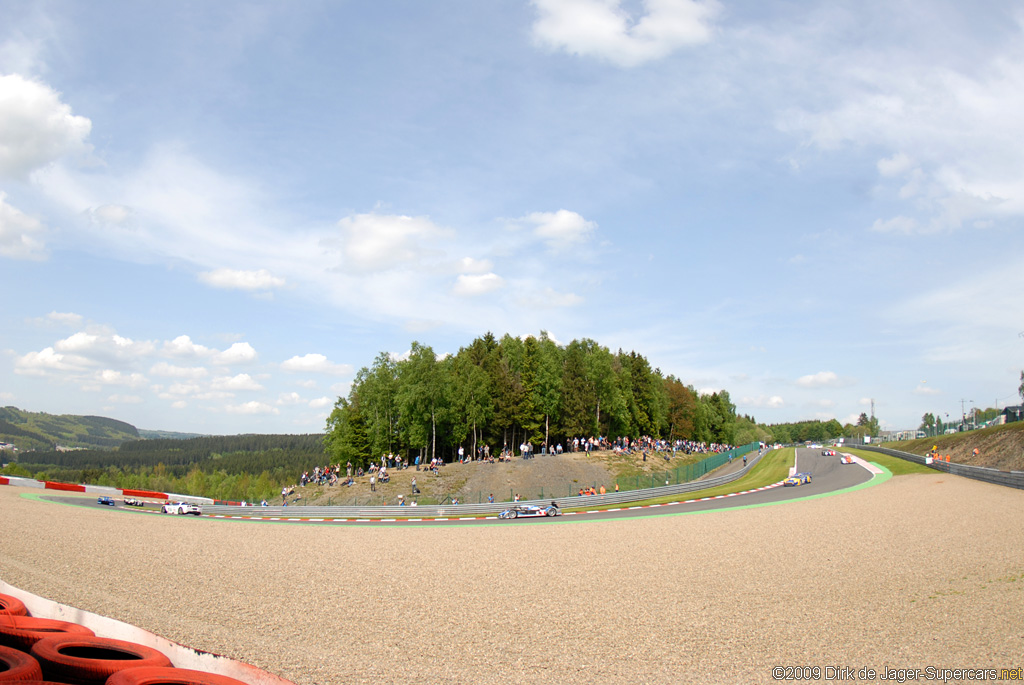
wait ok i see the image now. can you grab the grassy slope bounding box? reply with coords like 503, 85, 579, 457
874, 421, 1024, 471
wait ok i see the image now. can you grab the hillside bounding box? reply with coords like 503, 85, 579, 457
0, 406, 140, 453
882, 421, 1024, 471
292, 446, 739, 507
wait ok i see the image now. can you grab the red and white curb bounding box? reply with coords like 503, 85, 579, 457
202, 482, 788, 523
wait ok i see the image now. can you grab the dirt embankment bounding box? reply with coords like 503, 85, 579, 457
293, 446, 715, 506
884, 421, 1024, 471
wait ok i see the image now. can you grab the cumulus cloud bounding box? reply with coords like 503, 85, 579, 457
281, 353, 352, 375
742, 395, 785, 408
198, 268, 286, 291
149, 362, 208, 379
0, 192, 47, 259
308, 396, 332, 409
455, 257, 493, 274
225, 401, 279, 415
94, 369, 147, 387
211, 373, 263, 391
277, 392, 304, 405
0, 74, 92, 180
796, 371, 844, 388
453, 273, 504, 296
531, 0, 720, 67
522, 210, 596, 249
212, 342, 258, 365
334, 213, 452, 273
162, 335, 212, 358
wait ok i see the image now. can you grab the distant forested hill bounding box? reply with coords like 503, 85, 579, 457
0, 406, 140, 452
11, 433, 326, 477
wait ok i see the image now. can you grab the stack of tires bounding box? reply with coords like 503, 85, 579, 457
0, 592, 249, 684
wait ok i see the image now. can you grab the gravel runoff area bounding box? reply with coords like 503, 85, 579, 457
2, 472, 1023, 685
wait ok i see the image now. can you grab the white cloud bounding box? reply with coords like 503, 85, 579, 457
149, 362, 208, 379
455, 257, 493, 274
281, 353, 352, 375
170, 400, 187, 409
14, 347, 79, 375
877, 152, 914, 177
518, 287, 584, 308
531, 0, 720, 68
335, 213, 452, 273
225, 401, 279, 415
308, 396, 332, 409
522, 210, 596, 249
742, 395, 785, 408
162, 335, 212, 358
914, 385, 941, 396
0, 192, 47, 259
212, 342, 258, 365
94, 369, 147, 387
46, 311, 82, 326
211, 373, 263, 391
277, 392, 304, 405
198, 267, 286, 291
453, 273, 504, 296
86, 204, 133, 227
107, 394, 143, 404
796, 371, 844, 388
780, 29, 1024, 233
0, 74, 92, 180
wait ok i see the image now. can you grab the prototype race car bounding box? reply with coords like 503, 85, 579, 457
498, 503, 561, 519
821, 449, 836, 456
839, 454, 855, 465
97, 496, 116, 506
123, 497, 145, 506
161, 501, 202, 515
783, 472, 812, 487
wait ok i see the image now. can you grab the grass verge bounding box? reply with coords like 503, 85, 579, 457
562, 448, 795, 512
844, 448, 934, 476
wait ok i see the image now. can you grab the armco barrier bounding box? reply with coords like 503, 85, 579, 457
204, 448, 769, 519
856, 445, 1024, 490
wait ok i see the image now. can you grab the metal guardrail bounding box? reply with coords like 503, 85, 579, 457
856, 445, 1024, 490
203, 448, 768, 519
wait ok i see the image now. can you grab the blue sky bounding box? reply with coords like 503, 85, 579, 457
2, 0, 1022, 435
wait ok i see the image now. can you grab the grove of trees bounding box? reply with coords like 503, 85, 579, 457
324, 332, 740, 467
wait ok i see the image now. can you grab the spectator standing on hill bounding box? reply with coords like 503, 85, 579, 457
370, 474, 376, 492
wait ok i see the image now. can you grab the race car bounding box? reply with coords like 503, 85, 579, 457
783, 472, 812, 487
498, 503, 561, 519
97, 496, 116, 506
161, 501, 202, 515
123, 497, 145, 506
821, 449, 836, 456
839, 454, 855, 465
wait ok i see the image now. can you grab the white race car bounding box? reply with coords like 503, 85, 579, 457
162, 501, 202, 515
498, 503, 561, 519
839, 454, 855, 465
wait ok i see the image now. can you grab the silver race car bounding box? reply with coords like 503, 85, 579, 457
499, 502, 561, 519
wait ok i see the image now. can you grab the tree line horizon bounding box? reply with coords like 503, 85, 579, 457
323, 331, 864, 466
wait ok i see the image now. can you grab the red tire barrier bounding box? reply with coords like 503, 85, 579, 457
0, 596, 27, 618
121, 490, 167, 499
0, 616, 95, 653
0, 644, 44, 681
107, 666, 251, 685
42, 482, 85, 493
30, 636, 172, 685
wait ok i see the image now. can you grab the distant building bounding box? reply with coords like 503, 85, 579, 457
1003, 406, 1024, 424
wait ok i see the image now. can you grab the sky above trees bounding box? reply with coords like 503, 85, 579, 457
1, 1, 1022, 434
